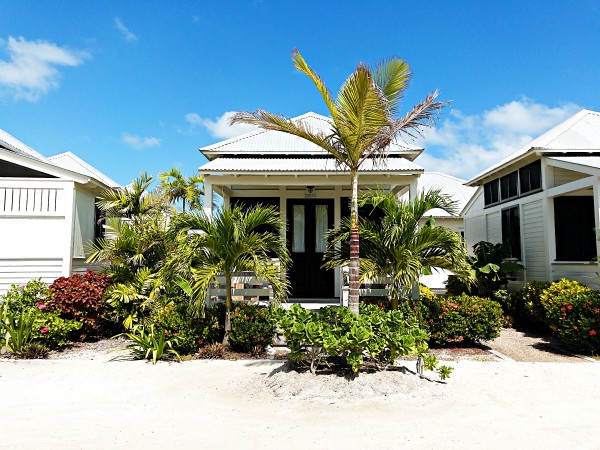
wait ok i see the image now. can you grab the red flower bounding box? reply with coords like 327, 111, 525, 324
590, 330, 597, 336
560, 307, 566, 312
595, 309, 600, 314
234, 312, 239, 317
573, 325, 578, 330
458, 336, 464, 342
40, 327, 49, 334
567, 304, 573, 310
197, 339, 203, 345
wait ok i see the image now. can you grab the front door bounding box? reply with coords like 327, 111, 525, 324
287, 199, 334, 298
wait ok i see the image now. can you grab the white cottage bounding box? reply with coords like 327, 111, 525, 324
0, 128, 119, 294
462, 109, 600, 289
198, 112, 472, 301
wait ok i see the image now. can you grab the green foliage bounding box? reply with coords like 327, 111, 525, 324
539, 279, 600, 354
196, 343, 226, 359
47, 271, 111, 337
14, 342, 49, 359
411, 293, 503, 345
117, 324, 180, 364
520, 281, 552, 324
105, 268, 157, 330
158, 168, 204, 213
229, 303, 275, 353
1, 305, 37, 352
34, 311, 82, 348
0, 279, 51, 314
276, 304, 452, 378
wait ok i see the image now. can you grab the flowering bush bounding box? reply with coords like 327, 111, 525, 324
47, 271, 111, 337
408, 293, 503, 346
1, 279, 50, 314
34, 310, 82, 348
539, 279, 600, 354
229, 303, 275, 353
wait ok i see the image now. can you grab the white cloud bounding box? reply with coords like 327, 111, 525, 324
122, 133, 160, 149
0, 36, 88, 101
114, 18, 138, 42
415, 99, 581, 180
186, 111, 259, 139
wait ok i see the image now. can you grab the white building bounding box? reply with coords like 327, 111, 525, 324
0, 128, 119, 294
198, 112, 475, 300
462, 109, 600, 288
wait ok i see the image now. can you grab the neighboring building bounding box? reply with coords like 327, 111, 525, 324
0, 128, 119, 294
462, 109, 600, 289
198, 112, 474, 301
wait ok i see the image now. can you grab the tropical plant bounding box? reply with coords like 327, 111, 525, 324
1, 305, 37, 353
229, 303, 275, 353
232, 49, 447, 314
116, 324, 180, 365
158, 168, 204, 213
160, 204, 290, 345
14, 342, 49, 359
0, 279, 51, 314
324, 189, 473, 309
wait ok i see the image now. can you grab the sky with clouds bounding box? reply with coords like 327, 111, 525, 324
0, 1, 599, 184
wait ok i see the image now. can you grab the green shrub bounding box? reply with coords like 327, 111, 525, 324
414, 294, 503, 345
229, 303, 275, 353
539, 279, 600, 354
1, 279, 51, 314
117, 324, 180, 364
34, 310, 82, 348
520, 281, 552, 324
47, 271, 112, 338
275, 304, 452, 378
14, 342, 49, 359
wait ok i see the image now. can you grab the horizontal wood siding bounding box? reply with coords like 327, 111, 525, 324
552, 167, 587, 187
522, 200, 547, 281
465, 215, 486, 252
72, 259, 103, 275
0, 259, 63, 294
486, 212, 502, 244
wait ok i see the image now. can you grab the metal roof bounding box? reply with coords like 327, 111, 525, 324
468, 109, 600, 185
199, 156, 423, 174
49, 152, 120, 188
416, 172, 477, 217
0, 128, 49, 162
200, 112, 423, 160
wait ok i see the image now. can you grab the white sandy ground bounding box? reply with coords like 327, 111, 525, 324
1, 356, 599, 450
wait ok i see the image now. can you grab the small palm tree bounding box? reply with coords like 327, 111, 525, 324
324, 189, 474, 309
158, 168, 204, 213
232, 50, 446, 314
162, 204, 290, 345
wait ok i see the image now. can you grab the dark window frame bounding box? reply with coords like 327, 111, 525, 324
484, 160, 543, 208
501, 205, 522, 260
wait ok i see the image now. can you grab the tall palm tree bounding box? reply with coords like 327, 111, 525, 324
162, 204, 290, 345
324, 189, 474, 310
158, 168, 204, 213
231, 50, 447, 314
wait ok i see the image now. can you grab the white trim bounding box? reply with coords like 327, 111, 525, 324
547, 176, 594, 197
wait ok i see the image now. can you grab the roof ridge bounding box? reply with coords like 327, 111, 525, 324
423, 171, 467, 183
538, 109, 592, 148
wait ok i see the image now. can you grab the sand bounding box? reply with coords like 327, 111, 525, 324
1, 357, 599, 449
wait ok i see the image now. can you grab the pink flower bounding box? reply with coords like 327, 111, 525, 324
37, 303, 47, 310
40, 327, 49, 334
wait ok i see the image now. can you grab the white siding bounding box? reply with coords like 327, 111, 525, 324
464, 215, 486, 252
552, 167, 587, 187
486, 211, 502, 244
522, 200, 547, 281
0, 258, 62, 294
0, 216, 65, 258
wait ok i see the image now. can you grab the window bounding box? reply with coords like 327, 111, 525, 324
554, 196, 596, 261
500, 171, 519, 201
484, 179, 500, 206
292, 204, 305, 253
519, 161, 542, 194
94, 200, 104, 242
501, 206, 521, 260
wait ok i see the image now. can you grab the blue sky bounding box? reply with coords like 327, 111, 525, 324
0, 0, 599, 185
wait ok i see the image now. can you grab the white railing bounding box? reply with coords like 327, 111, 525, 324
207, 272, 274, 305
340, 266, 389, 305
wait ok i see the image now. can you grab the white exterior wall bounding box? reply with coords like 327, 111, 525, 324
521, 200, 547, 281
0, 179, 74, 294
486, 211, 502, 244
72, 187, 96, 258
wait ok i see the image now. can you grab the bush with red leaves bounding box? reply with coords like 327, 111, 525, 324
47, 271, 111, 338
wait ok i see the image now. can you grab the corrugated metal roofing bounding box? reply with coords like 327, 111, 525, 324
0, 128, 49, 162
548, 156, 600, 170
49, 152, 120, 188
468, 109, 600, 185
199, 156, 423, 173
416, 172, 477, 217
200, 112, 423, 159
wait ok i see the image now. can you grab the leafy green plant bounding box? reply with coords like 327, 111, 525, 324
0, 279, 51, 314
34, 310, 82, 348
467, 241, 523, 297
1, 305, 37, 353
229, 303, 275, 353
411, 293, 503, 345
518, 281, 551, 325
539, 279, 600, 354
14, 342, 49, 359
117, 325, 180, 364
276, 304, 452, 379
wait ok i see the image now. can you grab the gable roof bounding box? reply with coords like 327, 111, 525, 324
48, 152, 119, 188
417, 172, 477, 217
0, 127, 119, 188
468, 109, 600, 185
200, 112, 424, 161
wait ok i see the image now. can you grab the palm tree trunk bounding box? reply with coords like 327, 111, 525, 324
348, 169, 360, 315
222, 275, 233, 346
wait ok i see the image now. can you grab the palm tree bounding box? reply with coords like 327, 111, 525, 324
158, 168, 204, 213
231, 49, 447, 314
162, 204, 290, 345
324, 189, 474, 310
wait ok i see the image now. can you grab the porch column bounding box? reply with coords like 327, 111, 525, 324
62, 181, 76, 276
542, 160, 556, 281
204, 178, 213, 218
408, 177, 418, 200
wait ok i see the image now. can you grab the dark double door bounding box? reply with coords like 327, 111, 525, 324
287, 199, 334, 298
